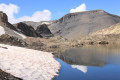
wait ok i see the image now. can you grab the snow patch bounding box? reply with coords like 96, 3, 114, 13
0, 44, 60, 80
41, 21, 52, 25
71, 65, 87, 74
14, 31, 27, 39
0, 26, 5, 35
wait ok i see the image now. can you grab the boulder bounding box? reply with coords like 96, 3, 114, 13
36, 24, 54, 37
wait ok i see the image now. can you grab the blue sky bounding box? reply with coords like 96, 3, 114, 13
0, 0, 119, 23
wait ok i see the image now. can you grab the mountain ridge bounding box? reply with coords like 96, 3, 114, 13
1, 9, 120, 40
49, 9, 120, 39
0, 11, 26, 39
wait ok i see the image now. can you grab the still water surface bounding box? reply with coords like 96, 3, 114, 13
55, 45, 120, 80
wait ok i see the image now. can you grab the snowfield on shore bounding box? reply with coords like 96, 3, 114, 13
0, 44, 60, 80
14, 31, 27, 39
0, 26, 5, 35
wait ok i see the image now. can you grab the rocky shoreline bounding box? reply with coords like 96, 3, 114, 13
0, 69, 22, 80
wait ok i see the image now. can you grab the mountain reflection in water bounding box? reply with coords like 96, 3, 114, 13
55, 45, 120, 80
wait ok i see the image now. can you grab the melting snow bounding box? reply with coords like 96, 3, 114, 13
14, 31, 27, 39
0, 44, 60, 80
0, 26, 5, 35
41, 22, 52, 25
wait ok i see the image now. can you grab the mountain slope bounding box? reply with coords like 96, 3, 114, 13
91, 23, 120, 35
14, 21, 54, 38
49, 10, 120, 39
23, 21, 55, 30
0, 25, 26, 39
14, 22, 41, 37
0, 11, 26, 39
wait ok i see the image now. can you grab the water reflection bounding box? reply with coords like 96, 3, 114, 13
55, 46, 120, 66
55, 45, 120, 80
71, 65, 87, 74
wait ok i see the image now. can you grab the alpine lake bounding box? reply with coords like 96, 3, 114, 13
54, 45, 120, 80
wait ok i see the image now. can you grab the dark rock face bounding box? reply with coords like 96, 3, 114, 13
0, 11, 17, 31
0, 11, 25, 39
22, 21, 55, 30
14, 22, 42, 37
36, 24, 54, 37
14, 22, 54, 38
0, 11, 53, 38
0, 11, 8, 24
49, 10, 120, 39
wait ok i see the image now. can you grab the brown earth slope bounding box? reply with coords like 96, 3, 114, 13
79, 23, 120, 45
92, 23, 120, 35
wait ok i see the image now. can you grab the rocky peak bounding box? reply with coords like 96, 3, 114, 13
36, 24, 54, 37
14, 22, 42, 37
0, 11, 18, 31
22, 20, 56, 30
0, 11, 8, 26
57, 9, 107, 23
49, 9, 120, 39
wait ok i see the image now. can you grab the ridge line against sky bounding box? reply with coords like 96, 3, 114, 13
0, 3, 86, 24
0, 0, 119, 24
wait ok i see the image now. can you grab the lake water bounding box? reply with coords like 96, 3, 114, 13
54, 45, 120, 80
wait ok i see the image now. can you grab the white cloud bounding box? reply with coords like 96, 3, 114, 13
0, 3, 19, 23
0, 3, 51, 24
70, 3, 86, 13
17, 10, 51, 23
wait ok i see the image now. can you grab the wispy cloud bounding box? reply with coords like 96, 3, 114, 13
70, 3, 87, 13
0, 3, 51, 24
